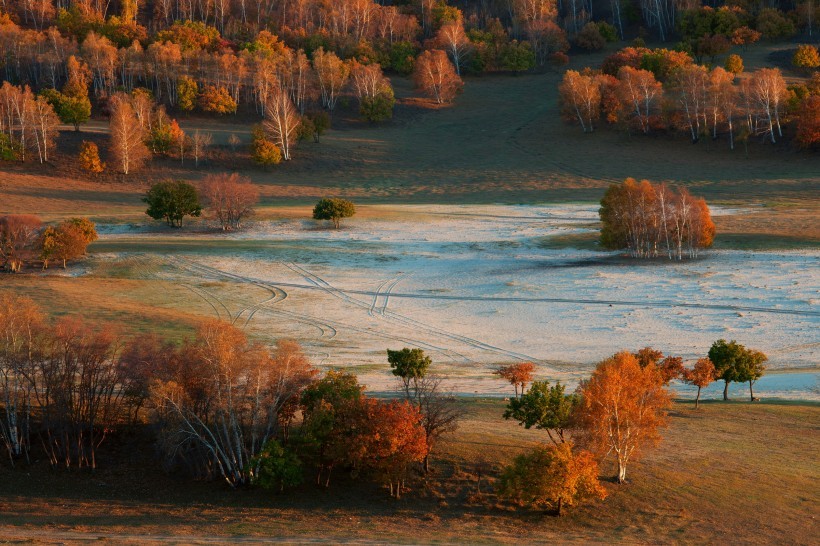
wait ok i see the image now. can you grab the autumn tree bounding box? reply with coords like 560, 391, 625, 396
684, 358, 717, 409
575, 351, 672, 483
51, 55, 92, 131
494, 361, 536, 398
177, 75, 198, 112
796, 95, 820, 149
200, 173, 260, 231
435, 19, 471, 75
312, 48, 350, 115
79, 141, 105, 173
198, 85, 237, 114
350, 62, 395, 122
355, 398, 428, 497
725, 54, 744, 75
40, 217, 98, 268
503, 380, 576, 445
109, 93, 149, 174
616, 66, 663, 134
312, 198, 356, 229
750, 68, 787, 144
388, 347, 431, 401
0, 294, 42, 464
559, 70, 601, 133
143, 180, 202, 228
599, 179, 715, 260
499, 443, 607, 516
413, 49, 463, 104
151, 323, 316, 486
251, 126, 282, 166
189, 130, 212, 166
263, 87, 300, 161
0, 215, 43, 272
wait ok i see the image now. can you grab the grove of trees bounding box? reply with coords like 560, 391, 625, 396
560, 46, 820, 149
599, 178, 716, 259
0, 215, 97, 271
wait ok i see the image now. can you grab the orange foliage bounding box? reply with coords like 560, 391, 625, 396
575, 351, 672, 483
494, 362, 536, 398
684, 357, 718, 408
796, 95, 820, 149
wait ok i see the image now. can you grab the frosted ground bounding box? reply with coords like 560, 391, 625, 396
99, 204, 819, 398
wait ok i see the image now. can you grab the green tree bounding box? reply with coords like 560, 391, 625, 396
312, 198, 356, 229
708, 339, 744, 400
499, 41, 536, 73
177, 75, 199, 112
251, 440, 303, 492
387, 348, 431, 401
308, 111, 330, 143
734, 349, 767, 401
360, 90, 395, 122
498, 443, 607, 516
299, 370, 365, 487
142, 180, 202, 228
503, 380, 576, 445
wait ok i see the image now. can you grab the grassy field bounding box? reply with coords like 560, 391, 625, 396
0, 400, 817, 544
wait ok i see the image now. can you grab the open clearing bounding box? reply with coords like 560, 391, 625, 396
4, 204, 816, 397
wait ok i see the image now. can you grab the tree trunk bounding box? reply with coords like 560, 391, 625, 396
749, 381, 755, 402
723, 380, 729, 401
695, 386, 701, 409
424, 454, 430, 473
556, 496, 563, 516
617, 460, 626, 483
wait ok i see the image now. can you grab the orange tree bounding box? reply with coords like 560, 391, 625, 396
574, 351, 672, 483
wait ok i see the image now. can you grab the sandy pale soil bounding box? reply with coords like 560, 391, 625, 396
89, 204, 819, 397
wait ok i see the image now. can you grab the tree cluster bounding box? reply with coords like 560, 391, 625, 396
561, 46, 819, 148
599, 178, 715, 260
0, 215, 97, 271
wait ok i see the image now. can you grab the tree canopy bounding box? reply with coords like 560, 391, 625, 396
143, 180, 202, 228
313, 198, 356, 229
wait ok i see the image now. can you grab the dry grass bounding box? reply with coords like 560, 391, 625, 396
0, 400, 816, 544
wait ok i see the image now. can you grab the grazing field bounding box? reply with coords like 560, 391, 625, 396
0, 400, 817, 544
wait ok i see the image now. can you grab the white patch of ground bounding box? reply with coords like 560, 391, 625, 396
97, 204, 819, 397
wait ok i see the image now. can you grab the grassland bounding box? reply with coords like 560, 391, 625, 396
0, 400, 817, 544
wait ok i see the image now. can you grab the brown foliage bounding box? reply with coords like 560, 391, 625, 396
199, 173, 260, 231
0, 214, 43, 272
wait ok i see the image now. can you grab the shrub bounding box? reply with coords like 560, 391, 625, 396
79, 141, 105, 173
793, 44, 820, 70
361, 91, 395, 122
252, 440, 303, 492
576, 22, 606, 51
725, 54, 744, 74
143, 180, 202, 228
313, 198, 356, 229
597, 21, 619, 42
251, 126, 282, 166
